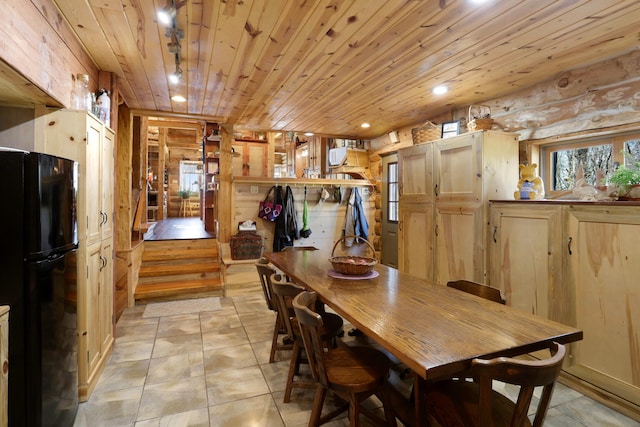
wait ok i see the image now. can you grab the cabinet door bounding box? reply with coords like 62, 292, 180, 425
246, 142, 268, 177
434, 204, 483, 284
565, 206, 640, 406
85, 116, 103, 245
488, 203, 564, 319
232, 142, 268, 176
398, 203, 434, 280
434, 133, 482, 204
85, 242, 102, 376
99, 241, 114, 353
398, 143, 433, 204
101, 128, 115, 239
309, 136, 327, 176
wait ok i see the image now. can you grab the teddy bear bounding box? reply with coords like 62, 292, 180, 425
514, 163, 545, 200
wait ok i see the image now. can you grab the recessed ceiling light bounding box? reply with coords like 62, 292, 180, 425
361, 123, 371, 128
304, 132, 314, 136
171, 95, 186, 102
432, 85, 449, 95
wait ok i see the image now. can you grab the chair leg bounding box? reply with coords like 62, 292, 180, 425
269, 314, 281, 363
309, 385, 327, 427
348, 394, 360, 427
284, 340, 301, 403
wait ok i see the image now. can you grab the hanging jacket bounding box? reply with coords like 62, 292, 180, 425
273, 185, 299, 251
343, 187, 369, 247
352, 187, 369, 241
344, 188, 356, 246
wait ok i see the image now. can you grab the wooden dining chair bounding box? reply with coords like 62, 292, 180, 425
255, 258, 292, 362
270, 274, 344, 403
293, 291, 397, 427
425, 342, 567, 427
447, 279, 506, 305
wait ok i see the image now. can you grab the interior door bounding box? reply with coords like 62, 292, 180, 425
381, 154, 398, 268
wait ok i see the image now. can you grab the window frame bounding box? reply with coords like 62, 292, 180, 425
540, 131, 640, 198
386, 161, 399, 223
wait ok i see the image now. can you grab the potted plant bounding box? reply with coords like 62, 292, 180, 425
178, 189, 191, 199
608, 155, 640, 200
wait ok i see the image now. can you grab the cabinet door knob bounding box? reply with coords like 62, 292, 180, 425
567, 236, 573, 255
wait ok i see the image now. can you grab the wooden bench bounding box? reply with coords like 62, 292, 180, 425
218, 242, 261, 295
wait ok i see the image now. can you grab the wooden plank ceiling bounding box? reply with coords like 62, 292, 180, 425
53, 0, 640, 138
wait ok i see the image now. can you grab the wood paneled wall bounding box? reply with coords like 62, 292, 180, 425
0, 0, 99, 106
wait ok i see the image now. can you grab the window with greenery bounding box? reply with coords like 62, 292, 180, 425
542, 132, 640, 195
387, 162, 398, 222
179, 160, 202, 194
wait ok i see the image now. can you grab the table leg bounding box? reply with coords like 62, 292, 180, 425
413, 376, 432, 427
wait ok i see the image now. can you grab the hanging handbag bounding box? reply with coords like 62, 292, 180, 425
258, 186, 282, 222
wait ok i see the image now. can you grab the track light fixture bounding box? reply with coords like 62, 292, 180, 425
157, 4, 175, 26
158, 0, 186, 87
169, 65, 182, 84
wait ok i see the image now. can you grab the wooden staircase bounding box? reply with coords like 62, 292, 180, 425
134, 238, 222, 303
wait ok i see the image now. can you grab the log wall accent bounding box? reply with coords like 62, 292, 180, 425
451, 49, 640, 142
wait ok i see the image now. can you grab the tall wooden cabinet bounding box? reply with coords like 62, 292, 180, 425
398, 130, 519, 283
45, 109, 114, 401
488, 201, 640, 413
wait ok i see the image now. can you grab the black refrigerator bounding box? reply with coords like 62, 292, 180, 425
0, 149, 79, 426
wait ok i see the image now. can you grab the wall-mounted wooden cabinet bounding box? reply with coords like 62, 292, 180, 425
232, 140, 268, 177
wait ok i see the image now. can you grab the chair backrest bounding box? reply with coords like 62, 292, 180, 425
270, 274, 305, 340
447, 279, 506, 305
292, 291, 328, 387
473, 342, 566, 427
255, 258, 277, 311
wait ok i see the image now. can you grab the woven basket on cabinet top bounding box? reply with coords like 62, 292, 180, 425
411, 121, 440, 145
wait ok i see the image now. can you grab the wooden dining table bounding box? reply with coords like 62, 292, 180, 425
264, 249, 583, 425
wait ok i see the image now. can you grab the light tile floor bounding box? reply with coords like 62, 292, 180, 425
73, 266, 640, 427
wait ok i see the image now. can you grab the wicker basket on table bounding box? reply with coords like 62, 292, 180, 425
329, 236, 378, 275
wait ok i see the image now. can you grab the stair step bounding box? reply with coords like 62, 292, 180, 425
144, 239, 217, 251
134, 278, 223, 301
139, 261, 220, 277
137, 271, 219, 285
142, 247, 218, 262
